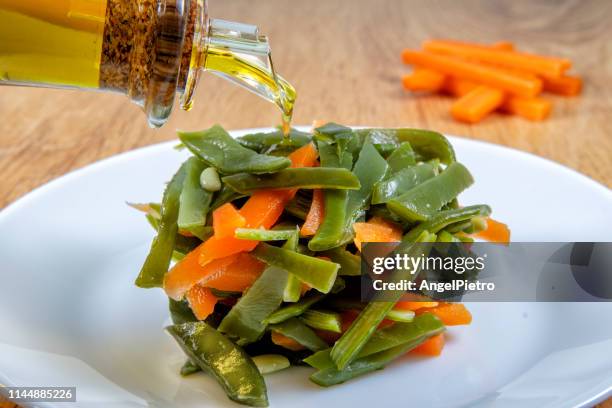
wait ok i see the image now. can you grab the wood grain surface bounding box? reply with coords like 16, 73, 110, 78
0, 0, 611, 406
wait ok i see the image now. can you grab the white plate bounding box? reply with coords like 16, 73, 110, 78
1, 128, 611, 408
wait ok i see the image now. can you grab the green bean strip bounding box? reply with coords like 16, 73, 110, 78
330, 235, 432, 369
387, 162, 474, 222
222, 167, 360, 194
252, 354, 291, 375
269, 318, 328, 352
218, 265, 288, 345
281, 230, 302, 302
180, 359, 201, 376
320, 247, 361, 276
178, 157, 212, 236
210, 184, 245, 211
395, 128, 456, 164
386, 142, 416, 172
235, 228, 297, 241
304, 313, 445, 370
300, 310, 342, 333
251, 243, 339, 294
309, 143, 388, 251
372, 162, 438, 204
135, 162, 187, 288
265, 294, 325, 324
179, 125, 290, 175
403, 205, 492, 242
167, 322, 268, 407
238, 128, 312, 152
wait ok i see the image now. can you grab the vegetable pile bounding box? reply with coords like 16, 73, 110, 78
132, 124, 509, 407
402, 40, 582, 123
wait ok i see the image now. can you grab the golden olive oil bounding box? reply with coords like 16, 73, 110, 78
0, 0, 106, 88
203, 45, 296, 136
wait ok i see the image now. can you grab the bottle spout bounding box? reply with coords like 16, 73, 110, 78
181, 15, 295, 123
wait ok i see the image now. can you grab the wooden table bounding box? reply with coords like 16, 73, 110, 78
0, 0, 610, 406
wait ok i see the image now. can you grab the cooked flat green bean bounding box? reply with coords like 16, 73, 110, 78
178, 157, 212, 236
266, 294, 325, 324
252, 354, 291, 374
251, 243, 339, 294
218, 265, 288, 345
403, 205, 492, 242
385, 309, 415, 322
300, 309, 342, 333
235, 228, 297, 241
395, 128, 456, 164
372, 161, 438, 204
320, 247, 361, 276
304, 313, 445, 370
281, 230, 303, 302
169, 298, 197, 325
167, 322, 268, 407
180, 359, 201, 376
386, 142, 416, 172
387, 162, 474, 222
135, 162, 187, 288
270, 318, 328, 352
238, 128, 311, 152
309, 142, 388, 251
179, 125, 290, 174
222, 167, 360, 194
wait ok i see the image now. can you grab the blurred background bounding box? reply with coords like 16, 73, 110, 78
1, 0, 611, 209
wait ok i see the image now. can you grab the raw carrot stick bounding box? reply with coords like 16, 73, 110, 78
185, 285, 218, 320
423, 39, 571, 78
472, 217, 511, 243
301, 189, 325, 236
541, 74, 582, 96
213, 203, 246, 238
402, 50, 542, 97
451, 85, 505, 123
491, 41, 514, 51
500, 96, 552, 121
352, 216, 403, 252
402, 68, 446, 92
202, 253, 265, 292
410, 333, 445, 356
271, 331, 306, 351
418, 303, 472, 326
442, 76, 478, 97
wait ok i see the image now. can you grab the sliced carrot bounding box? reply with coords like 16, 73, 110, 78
541, 74, 582, 96
410, 333, 445, 356
353, 216, 403, 252
442, 76, 478, 97
500, 97, 552, 121
451, 85, 505, 123
472, 217, 511, 243
402, 49, 542, 98
271, 331, 305, 351
419, 303, 472, 326
402, 69, 446, 92
423, 40, 571, 78
213, 203, 246, 238
185, 285, 218, 320
300, 189, 325, 236
288, 142, 319, 169
164, 249, 236, 300
202, 253, 265, 292
395, 293, 439, 311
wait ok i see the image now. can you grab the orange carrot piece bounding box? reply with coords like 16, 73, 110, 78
419, 303, 472, 326
442, 76, 478, 97
164, 249, 236, 300
300, 189, 325, 236
213, 203, 246, 238
352, 216, 402, 252
473, 217, 511, 243
402, 69, 446, 92
541, 74, 582, 96
202, 253, 265, 292
491, 41, 514, 51
500, 97, 552, 121
185, 285, 218, 320
451, 85, 505, 123
288, 142, 319, 168
410, 333, 445, 356
423, 40, 571, 78
271, 331, 305, 351
402, 49, 542, 98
